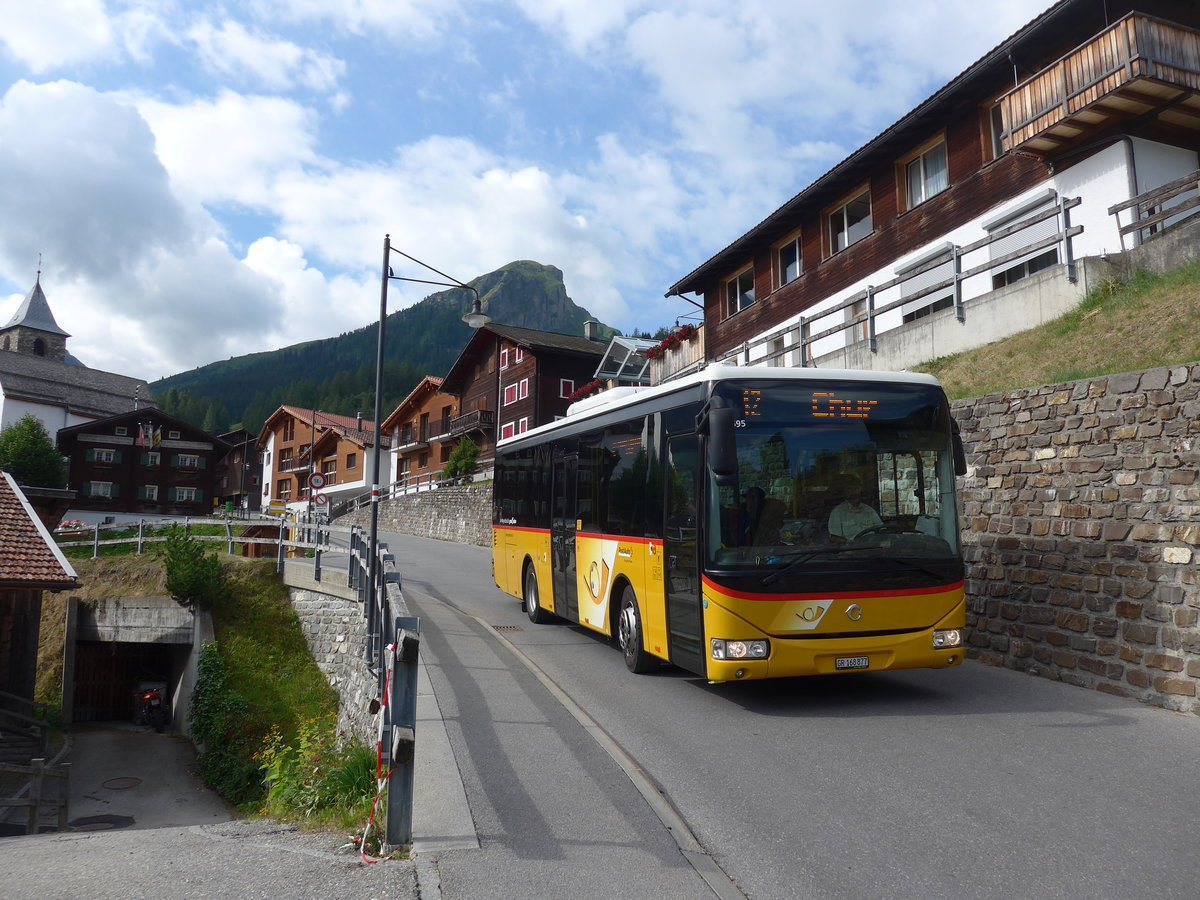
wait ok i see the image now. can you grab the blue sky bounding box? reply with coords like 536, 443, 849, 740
0, 0, 1049, 381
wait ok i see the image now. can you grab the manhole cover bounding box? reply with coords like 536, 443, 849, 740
70, 814, 135, 831
492, 625, 522, 632
102, 777, 142, 790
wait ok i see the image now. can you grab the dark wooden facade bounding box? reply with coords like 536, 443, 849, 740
668, 0, 1200, 361
57, 410, 228, 517
442, 324, 607, 461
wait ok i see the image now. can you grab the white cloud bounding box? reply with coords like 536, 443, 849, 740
135, 91, 324, 209
0, 0, 116, 72
0, 79, 298, 379
186, 19, 346, 93
246, 0, 467, 40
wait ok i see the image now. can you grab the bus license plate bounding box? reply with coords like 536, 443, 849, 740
835, 656, 869, 670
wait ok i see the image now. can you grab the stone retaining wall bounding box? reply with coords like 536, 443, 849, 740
287, 587, 376, 744
339, 482, 491, 548
953, 363, 1200, 714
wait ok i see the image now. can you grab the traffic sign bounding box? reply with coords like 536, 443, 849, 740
267, 500, 287, 515
313, 493, 328, 507
308, 472, 326, 490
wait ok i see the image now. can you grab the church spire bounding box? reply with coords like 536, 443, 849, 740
4, 273, 70, 337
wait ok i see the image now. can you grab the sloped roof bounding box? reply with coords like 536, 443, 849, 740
664, 0, 1125, 295
258, 405, 386, 452
442, 323, 608, 394
0, 350, 155, 420
56, 406, 229, 449
2, 277, 69, 337
0, 471, 78, 590
381, 375, 446, 431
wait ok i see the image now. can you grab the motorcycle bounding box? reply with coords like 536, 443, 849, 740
138, 688, 167, 733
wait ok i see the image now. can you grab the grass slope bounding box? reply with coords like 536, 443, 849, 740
913, 261, 1200, 399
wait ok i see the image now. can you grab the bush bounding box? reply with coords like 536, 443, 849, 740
257, 717, 377, 825
164, 527, 229, 610
190, 642, 263, 806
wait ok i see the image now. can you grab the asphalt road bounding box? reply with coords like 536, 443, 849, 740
388, 530, 1200, 900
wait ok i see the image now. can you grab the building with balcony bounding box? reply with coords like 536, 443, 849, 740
256, 406, 385, 514
440, 323, 609, 464
664, 0, 1200, 377
380, 376, 461, 487
56, 409, 229, 523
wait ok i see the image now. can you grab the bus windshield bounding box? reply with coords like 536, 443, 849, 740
706, 379, 960, 581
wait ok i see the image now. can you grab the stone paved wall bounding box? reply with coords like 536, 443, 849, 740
288, 587, 377, 744
339, 482, 491, 548
953, 363, 1200, 714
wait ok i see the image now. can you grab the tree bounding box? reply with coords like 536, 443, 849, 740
164, 527, 229, 610
0, 413, 67, 488
440, 436, 480, 484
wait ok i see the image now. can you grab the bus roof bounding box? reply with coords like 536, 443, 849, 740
497, 363, 944, 451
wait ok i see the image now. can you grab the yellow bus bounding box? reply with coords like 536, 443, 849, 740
491, 364, 967, 681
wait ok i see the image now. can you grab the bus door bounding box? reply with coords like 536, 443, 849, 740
664, 435, 704, 674
551, 451, 579, 621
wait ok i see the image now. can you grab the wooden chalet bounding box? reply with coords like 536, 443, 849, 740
381, 376, 459, 486
56, 409, 229, 520
665, 0, 1200, 375
257, 406, 383, 512
440, 323, 610, 464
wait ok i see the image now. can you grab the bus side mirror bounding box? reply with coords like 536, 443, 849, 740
952, 428, 967, 476
707, 407, 738, 486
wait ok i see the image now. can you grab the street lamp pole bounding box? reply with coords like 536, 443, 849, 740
366, 235, 488, 661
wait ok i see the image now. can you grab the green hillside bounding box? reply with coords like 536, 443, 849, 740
914, 261, 1200, 399
151, 260, 617, 433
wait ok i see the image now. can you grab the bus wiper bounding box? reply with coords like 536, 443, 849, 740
760, 546, 856, 585
872, 555, 950, 581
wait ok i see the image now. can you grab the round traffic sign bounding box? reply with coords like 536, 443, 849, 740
308, 472, 326, 490
313, 493, 328, 507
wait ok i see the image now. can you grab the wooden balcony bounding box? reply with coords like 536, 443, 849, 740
449, 408, 495, 437
648, 324, 705, 385
999, 13, 1200, 157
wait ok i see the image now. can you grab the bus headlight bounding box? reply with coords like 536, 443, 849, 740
711, 639, 769, 660
933, 629, 962, 649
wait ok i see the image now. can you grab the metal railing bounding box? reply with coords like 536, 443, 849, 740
344, 526, 419, 848
1108, 167, 1200, 250
709, 194, 1083, 371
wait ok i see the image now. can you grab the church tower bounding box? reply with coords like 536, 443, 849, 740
0, 274, 70, 363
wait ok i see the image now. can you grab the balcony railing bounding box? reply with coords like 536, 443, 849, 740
999, 14, 1200, 155
449, 409, 496, 437
394, 425, 429, 452
649, 324, 706, 385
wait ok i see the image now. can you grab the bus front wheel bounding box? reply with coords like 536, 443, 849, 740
525, 564, 552, 624
617, 586, 655, 673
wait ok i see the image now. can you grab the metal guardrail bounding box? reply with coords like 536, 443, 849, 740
703, 194, 1083, 373
342, 526, 418, 849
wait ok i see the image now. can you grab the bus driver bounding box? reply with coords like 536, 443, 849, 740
828, 476, 882, 543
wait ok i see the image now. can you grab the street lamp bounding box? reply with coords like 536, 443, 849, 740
367, 235, 486, 649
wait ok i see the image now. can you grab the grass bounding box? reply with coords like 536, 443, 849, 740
55, 522, 252, 560
912, 261, 1200, 399
37, 554, 351, 820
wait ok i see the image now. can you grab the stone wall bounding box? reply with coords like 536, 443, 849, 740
287, 586, 377, 744
339, 482, 491, 548
953, 363, 1200, 714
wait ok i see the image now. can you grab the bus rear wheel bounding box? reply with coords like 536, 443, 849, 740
617, 586, 655, 673
525, 565, 552, 624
